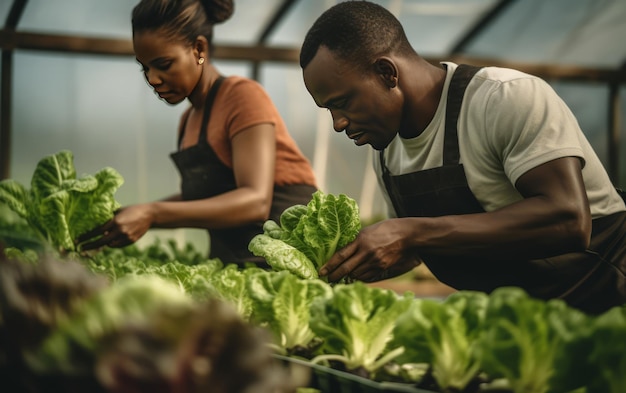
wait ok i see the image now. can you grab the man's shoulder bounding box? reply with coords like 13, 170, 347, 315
444, 61, 546, 100
462, 65, 552, 107
444, 61, 535, 81
476, 65, 534, 81
474, 66, 550, 97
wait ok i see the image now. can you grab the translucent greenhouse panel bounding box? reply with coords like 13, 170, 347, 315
212, 0, 284, 45
0, 1, 11, 24
264, 0, 336, 47
462, 0, 626, 68
393, 0, 498, 56
16, 0, 284, 44
267, 0, 498, 57
17, 0, 134, 39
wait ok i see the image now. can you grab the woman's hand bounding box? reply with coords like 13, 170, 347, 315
319, 218, 421, 282
77, 203, 156, 250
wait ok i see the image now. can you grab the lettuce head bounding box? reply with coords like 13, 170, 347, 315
248, 190, 361, 279
0, 150, 123, 253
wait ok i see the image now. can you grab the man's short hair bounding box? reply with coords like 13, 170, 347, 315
300, 1, 415, 71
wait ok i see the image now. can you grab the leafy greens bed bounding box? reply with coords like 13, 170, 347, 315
1, 151, 625, 393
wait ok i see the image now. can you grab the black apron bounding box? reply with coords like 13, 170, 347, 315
380, 64, 626, 314
170, 76, 317, 267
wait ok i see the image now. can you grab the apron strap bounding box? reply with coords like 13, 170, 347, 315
176, 76, 226, 149
198, 76, 225, 144
379, 64, 483, 215
443, 64, 482, 165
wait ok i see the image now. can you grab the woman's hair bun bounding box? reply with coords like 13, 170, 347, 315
201, 0, 235, 24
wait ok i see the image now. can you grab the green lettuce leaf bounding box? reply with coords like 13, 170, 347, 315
247, 270, 332, 355
0, 180, 29, 219
248, 234, 318, 279
309, 282, 413, 375
475, 287, 567, 393
0, 150, 123, 253
248, 190, 361, 278
391, 291, 488, 391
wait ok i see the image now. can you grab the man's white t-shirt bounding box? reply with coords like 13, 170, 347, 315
373, 62, 626, 219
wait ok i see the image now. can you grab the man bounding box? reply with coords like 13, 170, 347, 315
300, 1, 626, 314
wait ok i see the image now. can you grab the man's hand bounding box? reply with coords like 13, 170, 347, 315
319, 219, 420, 282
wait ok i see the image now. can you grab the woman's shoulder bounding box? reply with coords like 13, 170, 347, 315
222, 75, 267, 94
219, 75, 276, 110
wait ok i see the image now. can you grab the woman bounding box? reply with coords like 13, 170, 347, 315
79, 0, 317, 266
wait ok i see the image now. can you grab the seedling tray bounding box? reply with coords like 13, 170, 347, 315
275, 355, 437, 393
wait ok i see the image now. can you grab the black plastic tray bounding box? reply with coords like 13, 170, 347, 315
275, 355, 437, 393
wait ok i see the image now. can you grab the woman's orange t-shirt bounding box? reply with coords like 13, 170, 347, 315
177, 76, 317, 187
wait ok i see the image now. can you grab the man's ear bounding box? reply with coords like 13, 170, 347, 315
374, 57, 398, 88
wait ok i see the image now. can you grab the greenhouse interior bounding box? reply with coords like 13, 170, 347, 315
1, 0, 625, 392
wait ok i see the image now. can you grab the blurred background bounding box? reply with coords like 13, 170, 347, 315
1, 0, 625, 253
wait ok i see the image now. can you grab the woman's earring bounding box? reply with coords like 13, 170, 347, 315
198, 57, 205, 65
